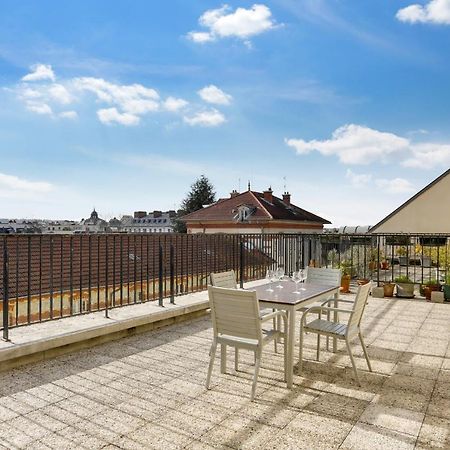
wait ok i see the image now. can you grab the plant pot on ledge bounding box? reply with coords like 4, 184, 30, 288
341, 274, 351, 293
383, 283, 395, 298
423, 282, 440, 301
394, 276, 415, 299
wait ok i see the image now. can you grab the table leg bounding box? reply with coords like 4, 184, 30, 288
287, 307, 295, 389
333, 291, 339, 353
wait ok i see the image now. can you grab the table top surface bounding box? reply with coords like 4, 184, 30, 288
251, 280, 340, 305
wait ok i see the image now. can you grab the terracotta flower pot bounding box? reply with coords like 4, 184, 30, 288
357, 278, 370, 286
423, 285, 440, 301
380, 261, 389, 270
341, 275, 351, 293
383, 283, 395, 298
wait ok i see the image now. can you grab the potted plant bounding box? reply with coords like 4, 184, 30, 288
380, 259, 390, 270
422, 279, 440, 301
394, 275, 415, 298
443, 275, 450, 302
339, 260, 352, 293
368, 248, 379, 272
383, 282, 395, 298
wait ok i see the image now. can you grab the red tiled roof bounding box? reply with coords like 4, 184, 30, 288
181, 191, 330, 224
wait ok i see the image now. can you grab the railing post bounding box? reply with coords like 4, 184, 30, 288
159, 243, 164, 307
105, 235, 109, 318
169, 244, 175, 304
2, 237, 10, 342
239, 239, 244, 289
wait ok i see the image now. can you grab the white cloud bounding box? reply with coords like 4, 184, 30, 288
48, 84, 73, 104
198, 85, 232, 105
26, 102, 53, 115
74, 77, 159, 111
396, 0, 450, 24
22, 64, 56, 82
187, 31, 215, 43
375, 178, 415, 194
0, 172, 53, 193
14, 65, 232, 128
183, 109, 226, 127
345, 169, 372, 187
97, 107, 140, 126
188, 4, 277, 44
163, 96, 188, 112
59, 110, 78, 119
285, 124, 409, 165
402, 143, 450, 168
20, 87, 43, 99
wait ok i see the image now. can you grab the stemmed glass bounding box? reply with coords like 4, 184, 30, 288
265, 269, 274, 292
299, 268, 307, 291
276, 266, 285, 289
291, 271, 301, 294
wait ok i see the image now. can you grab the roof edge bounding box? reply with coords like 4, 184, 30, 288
370, 168, 450, 233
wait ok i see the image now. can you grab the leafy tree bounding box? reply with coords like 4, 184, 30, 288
173, 175, 216, 233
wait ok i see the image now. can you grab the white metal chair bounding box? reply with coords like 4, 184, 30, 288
210, 270, 277, 347
305, 267, 342, 287
299, 282, 372, 385
303, 267, 343, 349
210, 270, 237, 289
206, 286, 287, 401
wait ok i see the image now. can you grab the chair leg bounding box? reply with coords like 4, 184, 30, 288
359, 332, 372, 372
220, 344, 227, 374
345, 338, 361, 386
251, 349, 262, 401
235, 348, 239, 371
283, 331, 288, 383
206, 341, 217, 389
299, 322, 304, 373
316, 333, 321, 361
274, 319, 278, 354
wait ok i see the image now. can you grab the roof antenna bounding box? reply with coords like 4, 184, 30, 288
248, 180, 251, 191
283, 176, 287, 192
238, 178, 241, 192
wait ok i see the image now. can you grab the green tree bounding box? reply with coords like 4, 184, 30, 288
173, 175, 216, 233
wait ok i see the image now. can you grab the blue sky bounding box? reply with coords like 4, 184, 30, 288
0, 0, 449, 225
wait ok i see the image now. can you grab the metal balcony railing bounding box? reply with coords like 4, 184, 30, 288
1, 232, 449, 340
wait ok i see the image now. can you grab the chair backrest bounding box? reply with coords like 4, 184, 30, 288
306, 267, 341, 286
346, 282, 371, 337
208, 286, 261, 342
210, 270, 237, 289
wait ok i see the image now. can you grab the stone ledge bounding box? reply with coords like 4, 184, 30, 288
0, 294, 210, 372
0, 279, 268, 372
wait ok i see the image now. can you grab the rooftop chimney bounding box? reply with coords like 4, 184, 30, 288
230, 189, 239, 198
134, 211, 147, 219
282, 192, 291, 205
263, 187, 273, 203
153, 210, 162, 218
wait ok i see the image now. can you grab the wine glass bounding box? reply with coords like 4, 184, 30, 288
299, 268, 307, 291
265, 269, 274, 292
292, 271, 301, 294
276, 266, 285, 288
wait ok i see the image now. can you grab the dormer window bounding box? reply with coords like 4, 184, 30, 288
234, 204, 255, 222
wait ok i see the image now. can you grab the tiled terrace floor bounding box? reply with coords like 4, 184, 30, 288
0, 293, 449, 449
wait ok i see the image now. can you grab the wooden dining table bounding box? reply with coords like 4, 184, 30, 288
252, 280, 340, 388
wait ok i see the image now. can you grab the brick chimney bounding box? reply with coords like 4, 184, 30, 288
282, 192, 291, 205
134, 211, 146, 219
230, 189, 239, 198
263, 187, 273, 203
153, 210, 162, 218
